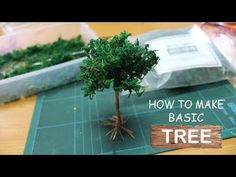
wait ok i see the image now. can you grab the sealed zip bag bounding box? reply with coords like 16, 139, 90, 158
127, 25, 236, 92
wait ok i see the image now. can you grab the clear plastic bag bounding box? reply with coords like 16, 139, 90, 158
128, 25, 236, 92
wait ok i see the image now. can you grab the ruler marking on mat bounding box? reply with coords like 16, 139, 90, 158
74, 83, 77, 155
94, 95, 103, 154
31, 96, 44, 154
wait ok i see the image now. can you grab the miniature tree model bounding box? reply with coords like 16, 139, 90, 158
78, 32, 159, 140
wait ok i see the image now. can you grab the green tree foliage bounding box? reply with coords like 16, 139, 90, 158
79, 32, 160, 98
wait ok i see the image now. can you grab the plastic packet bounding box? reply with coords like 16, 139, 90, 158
125, 25, 236, 94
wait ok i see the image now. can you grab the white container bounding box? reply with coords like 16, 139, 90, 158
0, 23, 97, 103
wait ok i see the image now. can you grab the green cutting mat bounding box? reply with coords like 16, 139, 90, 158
24, 80, 236, 154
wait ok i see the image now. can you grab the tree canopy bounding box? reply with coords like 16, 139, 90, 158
79, 31, 160, 98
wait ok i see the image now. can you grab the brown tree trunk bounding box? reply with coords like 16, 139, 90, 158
115, 91, 122, 126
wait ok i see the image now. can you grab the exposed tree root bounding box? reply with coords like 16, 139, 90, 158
101, 116, 135, 140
